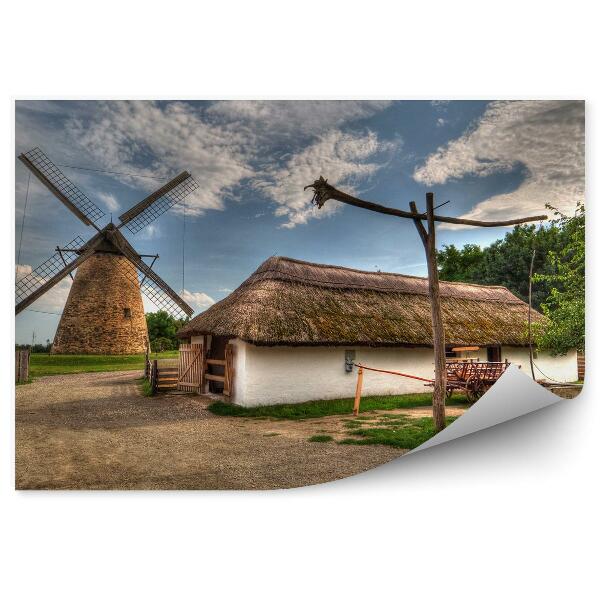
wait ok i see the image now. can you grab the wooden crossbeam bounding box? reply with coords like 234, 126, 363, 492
205, 373, 225, 383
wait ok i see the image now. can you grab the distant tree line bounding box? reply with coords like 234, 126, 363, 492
437, 203, 584, 355
145, 310, 188, 352
15, 341, 53, 353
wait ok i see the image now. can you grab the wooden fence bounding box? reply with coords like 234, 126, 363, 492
15, 350, 30, 383
577, 351, 585, 381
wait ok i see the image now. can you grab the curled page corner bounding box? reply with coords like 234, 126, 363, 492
409, 365, 564, 454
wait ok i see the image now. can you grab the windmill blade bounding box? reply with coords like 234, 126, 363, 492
18, 147, 106, 228
15, 235, 101, 314
118, 171, 198, 234
107, 229, 194, 318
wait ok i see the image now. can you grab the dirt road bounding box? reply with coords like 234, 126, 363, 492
16, 371, 410, 490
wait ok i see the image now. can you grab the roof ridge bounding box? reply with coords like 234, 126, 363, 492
260, 255, 513, 293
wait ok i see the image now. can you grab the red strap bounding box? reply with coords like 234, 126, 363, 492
354, 363, 434, 383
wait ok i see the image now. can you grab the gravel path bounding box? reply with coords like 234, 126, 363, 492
16, 371, 407, 490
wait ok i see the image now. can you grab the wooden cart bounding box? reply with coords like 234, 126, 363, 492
445, 361, 509, 402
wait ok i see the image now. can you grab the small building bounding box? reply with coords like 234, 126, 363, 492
177, 256, 577, 406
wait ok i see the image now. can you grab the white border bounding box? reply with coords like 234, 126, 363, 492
1, 2, 597, 599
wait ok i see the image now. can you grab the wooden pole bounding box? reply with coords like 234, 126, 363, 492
409, 194, 446, 431
353, 367, 364, 416
424, 193, 447, 432
15, 350, 30, 383
528, 248, 537, 381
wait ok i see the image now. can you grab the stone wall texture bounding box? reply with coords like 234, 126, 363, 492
52, 253, 149, 355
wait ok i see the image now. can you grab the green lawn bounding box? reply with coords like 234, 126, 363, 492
339, 415, 459, 449
28, 351, 179, 378
308, 435, 334, 443
209, 392, 468, 420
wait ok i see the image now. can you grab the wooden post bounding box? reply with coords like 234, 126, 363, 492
410, 193, 446, 432
353, 367, 364, 416
425, 193, 447, 432
15, 350, 30, 383
528, 248, 537, 381
144, 341, 150, 379
151, 359, 158, 394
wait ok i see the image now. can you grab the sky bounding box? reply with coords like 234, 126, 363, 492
14, 100, 584, 345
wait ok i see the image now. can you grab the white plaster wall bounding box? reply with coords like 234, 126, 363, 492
451, 346, 577, 383
502, 346, 578, 383
229, 338, 247, 401
191, 337, 578, 405
190, 335, 212, 352
233, 342, 436, 407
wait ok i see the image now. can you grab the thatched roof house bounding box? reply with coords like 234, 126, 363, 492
179, 256, 540, 347
178, 257, 576, 406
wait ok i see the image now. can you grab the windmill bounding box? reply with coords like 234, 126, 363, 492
16, 147, 198, 355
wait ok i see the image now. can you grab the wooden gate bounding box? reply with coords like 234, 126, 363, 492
177, 341, 235, 396
204, 343, 235, 396
178, 343, 204, 392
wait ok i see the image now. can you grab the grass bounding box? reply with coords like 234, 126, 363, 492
139, 377, 155, 397
308, 435, 334, 443
209, 392, 468, 420
340, 416, 459, 450
29, 351, 179, 378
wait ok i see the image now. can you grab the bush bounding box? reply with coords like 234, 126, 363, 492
151, 337, 176, 352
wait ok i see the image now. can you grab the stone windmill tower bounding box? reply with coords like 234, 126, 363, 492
16, 148, 197, 354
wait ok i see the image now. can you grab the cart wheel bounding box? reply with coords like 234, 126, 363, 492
467, 388, 483, 403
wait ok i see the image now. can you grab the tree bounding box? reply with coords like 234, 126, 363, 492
533, 203, 585, 355
145, 310, 187, 352
437, 243, 484, 282
437, 223, 564, 310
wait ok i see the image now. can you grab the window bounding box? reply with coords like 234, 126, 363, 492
123, 307, 132, 318
487, 346, 501, 362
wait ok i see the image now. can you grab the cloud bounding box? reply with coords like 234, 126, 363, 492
207, 100, 392, 140
19, 100, 396, 232
137, 223, 160, 241
16, 263, 72, 313
65, 101, 254, 218
258, 130, 400, 228
16, 264, 32, 278
96, 191, 120, 212
180, 289, 215, 312
413, 100, 584, 228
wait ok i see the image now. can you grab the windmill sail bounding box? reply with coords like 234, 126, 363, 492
14, 234, 105, 314
16, 237, 84, 305
118, 171, 198, 234
18, 148, 106, 227
106, 228, 193, 318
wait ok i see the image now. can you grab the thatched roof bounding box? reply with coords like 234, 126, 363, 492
178, 256, 542, 347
